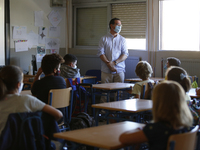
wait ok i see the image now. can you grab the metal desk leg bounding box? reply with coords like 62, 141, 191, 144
92, 88, 96, 117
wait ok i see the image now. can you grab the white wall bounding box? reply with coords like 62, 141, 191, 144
0, 0, 5, 65
10, 0, 66, 72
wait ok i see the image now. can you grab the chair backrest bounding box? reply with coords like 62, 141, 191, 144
85, 69, 101, 83
166, 125, 199, 150
48, 87, 72, 108
140, 81, 157, 99
189, 76, 198, 84
0, 111, 60, 150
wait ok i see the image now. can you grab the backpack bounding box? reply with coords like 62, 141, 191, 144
142, 81, 159, 99
69, 112, 95, 150
69, 112, 95, 130
67, 78, 89, 116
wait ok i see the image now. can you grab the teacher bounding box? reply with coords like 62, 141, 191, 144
97, 18, 129, 103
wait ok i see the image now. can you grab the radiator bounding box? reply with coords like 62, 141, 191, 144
161, 58, 200, 84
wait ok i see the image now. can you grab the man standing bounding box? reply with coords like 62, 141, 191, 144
97, 18, 129, 102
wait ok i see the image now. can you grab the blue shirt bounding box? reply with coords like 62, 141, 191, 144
97, 32, 129, 74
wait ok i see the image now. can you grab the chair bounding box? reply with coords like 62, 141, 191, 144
141, 81, 158, 99
0, 111, 60, 150
189, 76, 198, 84
167, 125, 199, 150
48, 87, 73, 131
85, 69, 101, 84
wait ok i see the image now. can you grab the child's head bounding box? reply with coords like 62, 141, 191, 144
63, 54, 77, 68
135, 61, 153, 80
152, 81, 193, 128
0, 65, 23, 100
41, 53, 64, 75
166, 66, 191, 93
167, 57, 181, 68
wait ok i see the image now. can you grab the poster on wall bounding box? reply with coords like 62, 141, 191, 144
13, 26, 27, 39
50, 49, 59, 54
36, 46, 45, 62
49, 26, 60, 37
48, 10, 62, 27
45, 38, 60, 49
27, 31, 38, 48
35, 11, 44, 27
38, 27, 47, 44
15, 40, 28, 52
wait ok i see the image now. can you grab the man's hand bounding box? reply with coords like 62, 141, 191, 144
107, 61, 117, 72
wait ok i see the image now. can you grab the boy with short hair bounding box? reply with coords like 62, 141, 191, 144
129, 61, 154, 98
31, 53, 66, 123
60, 54, 81, 78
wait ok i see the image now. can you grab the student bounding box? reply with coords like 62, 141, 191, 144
166, 66, 200, 125
129, 61, 154, 98
60, 54, 81, 78
164, 57, 181, 79
31, 54, 66, 122
166, 57, 181, 68
0, 65, 63, 136
119, 81, 193, 150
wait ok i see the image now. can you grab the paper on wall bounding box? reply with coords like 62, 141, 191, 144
38, 27, 47, 44
51, 49, 59, 54
35, 11, 44, 27
36, 46, 46, 62
49, 26, 60, 37
15, 40, 28, 52
45, 38, 60, 49
13, 26, 27, 39
48, 10, 62, 27
27, 31, 38, 49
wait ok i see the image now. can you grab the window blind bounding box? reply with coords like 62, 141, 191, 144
112, 2, 146, 39
76, 7, 107, 46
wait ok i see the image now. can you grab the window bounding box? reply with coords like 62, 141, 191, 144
75, 7, 107, 46
112, 2, 147, 50
74, 1, 147, 50
159, 0, 200, 51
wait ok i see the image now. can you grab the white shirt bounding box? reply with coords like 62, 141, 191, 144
0, 94, 45, 135
97, 32, 129, 74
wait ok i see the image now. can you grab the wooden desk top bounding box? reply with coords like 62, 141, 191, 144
92, 83, 134, 90
20, 90, 32, 95
125, 77, 164, 82
188, 88, 200, 98
54, 121, 145, 150
92, 99, 152, 113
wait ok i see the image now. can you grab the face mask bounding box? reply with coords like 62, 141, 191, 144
72, 65, 77, 69
114, 25, 121, 33
18, 83, 24, 94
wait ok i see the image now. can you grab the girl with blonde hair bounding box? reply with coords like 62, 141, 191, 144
120, 81, 193, 150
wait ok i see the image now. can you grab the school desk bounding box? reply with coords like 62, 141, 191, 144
20, 90, 32, 95
53, 121, 145, 150
125, 77, 164, 83
91, 82, 134, 117
188, 88, 200, 99
92, 99, 152, 125
65, 76, 97, 87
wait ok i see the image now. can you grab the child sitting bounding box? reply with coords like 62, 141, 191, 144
164, 57, 181, 79
129, 61, 154, 98
166, 66, 200, 125
0, 65, 62, 136
60, 54, 81, 78
119, 81, 193, 150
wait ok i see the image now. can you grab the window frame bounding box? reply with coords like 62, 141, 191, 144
73, 0, 148, 50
